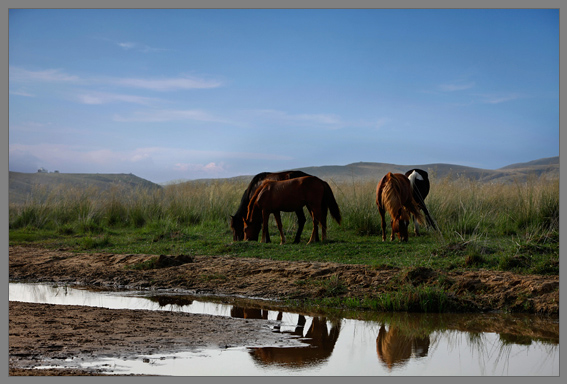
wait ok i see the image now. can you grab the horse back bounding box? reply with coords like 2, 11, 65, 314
255, 176, 324, 211
376, 172, 412, 210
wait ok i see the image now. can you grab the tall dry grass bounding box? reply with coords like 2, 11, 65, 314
9, 176, 559, 241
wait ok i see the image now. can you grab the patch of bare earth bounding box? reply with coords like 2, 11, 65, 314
9, 246, 558, 375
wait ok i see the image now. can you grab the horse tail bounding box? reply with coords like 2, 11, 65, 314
323, 182, 342, 225
407, 195, 425, 225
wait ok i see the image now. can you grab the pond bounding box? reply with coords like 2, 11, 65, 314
9, 282, 559, 376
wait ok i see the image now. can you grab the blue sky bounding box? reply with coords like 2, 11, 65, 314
9, 9, 559, 183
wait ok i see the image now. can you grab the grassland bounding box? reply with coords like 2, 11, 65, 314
9, 175, 559, 277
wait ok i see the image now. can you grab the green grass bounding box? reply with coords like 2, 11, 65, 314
9, 177, 559, 276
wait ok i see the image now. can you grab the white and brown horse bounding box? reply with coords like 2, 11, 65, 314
405, 169, 437, 235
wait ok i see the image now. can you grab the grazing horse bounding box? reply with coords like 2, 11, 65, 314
230, 170, 310, 242
376, 172, 424, 242
405, 169, 437, 234
244, 176, 341, 244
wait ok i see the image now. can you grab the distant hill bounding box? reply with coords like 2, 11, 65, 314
295, 156, 559, 184
184, 156, 559, 185
9, 172, 162, 205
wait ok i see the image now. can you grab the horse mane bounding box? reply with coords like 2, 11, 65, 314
246, 172, 270, 199
245, 179, 271, 222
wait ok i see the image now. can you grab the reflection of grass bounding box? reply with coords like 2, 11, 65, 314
309, 283, 455, 313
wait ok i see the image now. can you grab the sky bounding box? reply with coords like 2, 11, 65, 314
8, 9, 559, 184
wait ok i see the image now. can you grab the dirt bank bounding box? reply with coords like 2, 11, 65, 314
9, 245, 559, 375
9, 246, 559, 313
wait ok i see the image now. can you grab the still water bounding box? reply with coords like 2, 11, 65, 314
9, 282, 559, 376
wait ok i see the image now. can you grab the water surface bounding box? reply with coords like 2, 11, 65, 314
9, 282, 559, 376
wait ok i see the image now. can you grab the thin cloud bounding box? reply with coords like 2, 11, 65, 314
438, 81, 475, 92
9, 89, 35, 97
10, 67, 81, 83
250, 109, 382, 131
252, 109, 345, 129
117, 41, 168, 53
113, 76, 222, 91
9, 144, 293, 174
76, 91, 159, 105
113, 109, 230, 123
478, 93, 524, 104
375, 118, 390, 130
10, 66, 223, 91
173, 162, 227, 174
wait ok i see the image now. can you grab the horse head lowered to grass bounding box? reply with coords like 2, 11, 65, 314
230, 170, 310, 242
376, 172, 424, 242
243, 176, 341, 244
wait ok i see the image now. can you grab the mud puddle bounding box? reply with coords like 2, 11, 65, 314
9, 283, 559, 376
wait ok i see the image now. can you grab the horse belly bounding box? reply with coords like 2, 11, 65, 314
276, 201, 305, 212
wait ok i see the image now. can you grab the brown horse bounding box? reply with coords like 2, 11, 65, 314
376, 324, 430, 370
244, 176, 341, 244
376, 172, 424, 242
230, 170, 310, 242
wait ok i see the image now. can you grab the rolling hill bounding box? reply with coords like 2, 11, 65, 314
292, 156, 559, 184
185, 156, 559, 185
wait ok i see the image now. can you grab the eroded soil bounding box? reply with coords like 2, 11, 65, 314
9, 245, 559, 375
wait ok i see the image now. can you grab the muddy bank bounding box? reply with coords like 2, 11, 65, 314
9, 301, 302, 375
9, 246, 559, 314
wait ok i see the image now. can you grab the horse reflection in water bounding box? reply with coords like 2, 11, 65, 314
376, 324, 430, 370
151, 296, 194, 307
230, 306, 269, 320
231, 307, 341, 369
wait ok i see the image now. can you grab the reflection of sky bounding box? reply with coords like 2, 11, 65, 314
10, 283, 559, 376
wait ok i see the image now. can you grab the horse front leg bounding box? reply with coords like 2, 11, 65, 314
379, 207, 387, 241
390, 219, 396, 241
261, 211, 271, 243
293, 209, 306, 244
273, 211, 286, 244
413, 215, 420, 236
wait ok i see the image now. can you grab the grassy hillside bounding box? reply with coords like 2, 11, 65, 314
9, 172, 162, 205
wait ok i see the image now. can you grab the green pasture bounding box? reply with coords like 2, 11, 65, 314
9, 176, 559, 277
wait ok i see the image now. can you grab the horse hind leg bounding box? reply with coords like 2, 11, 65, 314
320, 209, 328, 242
307, 214, 320, 244
308, 222, 319, 244
307, 206, 322, 244
293, 209, 306, 244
